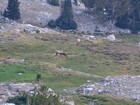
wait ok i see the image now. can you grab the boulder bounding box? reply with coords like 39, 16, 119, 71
81, 35, 95, 40
65, 101, 75, 105
107, 34, 116, 41
23, 24, 40, 34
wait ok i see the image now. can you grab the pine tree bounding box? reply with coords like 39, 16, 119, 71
47, 0, 59, 6
129, 0, 140, 34
3, 0, 20, 20
55, 0, 77, 30
60, 0, 74, 19
35, 74, 41, 83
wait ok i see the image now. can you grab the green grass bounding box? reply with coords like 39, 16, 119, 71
0, 33, 140, 104
61, 53, 122, 76
0, 33, 140, 77
0, 64, 97, 90
0, 38, 98, 90
41, 72, 98, 90
0, 64, 37, 82
119, 34, 140, 43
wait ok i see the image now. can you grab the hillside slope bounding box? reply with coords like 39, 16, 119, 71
0, 0, 129, 33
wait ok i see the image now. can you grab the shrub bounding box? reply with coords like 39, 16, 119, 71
7, 94, 27, 105
56, 17, 77, 30
48, 19, 56, 28
35, 74, 41, 83
115, 14, 140, 34
7, 89, 62, 105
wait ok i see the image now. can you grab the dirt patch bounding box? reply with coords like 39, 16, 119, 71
0, 57, 25, 64
56, 66, 102, 78
0, 34, 17, 43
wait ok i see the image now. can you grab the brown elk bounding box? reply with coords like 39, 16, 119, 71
54, 50, 67, 57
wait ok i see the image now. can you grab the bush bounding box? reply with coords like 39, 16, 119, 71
35, 74, 41, 83
56, 17, 77, 30
7, 94, 27, 105
115, 14, 130, 29
48, 19, 56, 28
115, 14, 140, 34
94, 26, 100, 32
7, 91, 62, 105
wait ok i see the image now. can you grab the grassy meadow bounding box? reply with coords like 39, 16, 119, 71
0, 32, 140, 104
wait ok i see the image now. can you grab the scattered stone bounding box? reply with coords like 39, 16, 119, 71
65, 101, 75, 105
107, 34, 116, 41
47, 88, 54, 93
80, 34, 95, 40
0, 82, 40, 103
76, 75, 140, 101
23, 24, 40, 34
87, 80, 92, 83
18, 73, 23, 75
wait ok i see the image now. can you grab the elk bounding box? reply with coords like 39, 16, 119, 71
54, 50, 67, 57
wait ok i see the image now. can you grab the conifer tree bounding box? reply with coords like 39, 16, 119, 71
3, 0, 20, 20
60, 0, 74, 19
55, 0, 77, 30
35, 74, 41, 83
47, 0, 59, 6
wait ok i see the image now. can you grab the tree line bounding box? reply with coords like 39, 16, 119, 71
81, 0, 140, 34
2, 0, 77, 30
2, 0, 140, 33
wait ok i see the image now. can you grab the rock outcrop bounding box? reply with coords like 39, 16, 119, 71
0, 82, 40, 103
76, 75, 140, 101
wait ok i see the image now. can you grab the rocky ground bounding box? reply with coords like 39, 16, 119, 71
76, 75, 140, 101
0, 83, 40, 103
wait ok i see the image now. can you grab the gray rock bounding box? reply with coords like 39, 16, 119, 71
0, 82, 40, 103
76, 75, 140, 100
65, 101, 75, 105
23, 24, 40, 34
81, 35, 95, 40
107, 34, 116, 41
